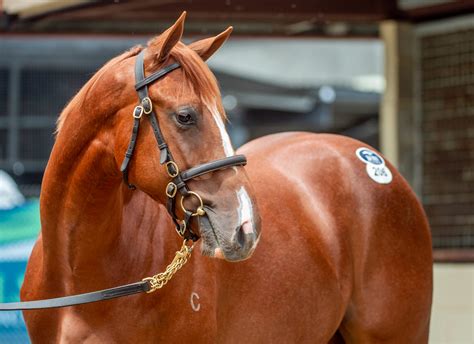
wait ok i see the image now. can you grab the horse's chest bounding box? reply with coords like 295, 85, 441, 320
56, 289, 216, 342
58, 311, 103, 343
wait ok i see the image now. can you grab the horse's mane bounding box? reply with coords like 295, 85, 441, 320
56, 46, 142, 134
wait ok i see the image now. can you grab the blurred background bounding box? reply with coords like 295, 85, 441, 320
0, 0, 473, 342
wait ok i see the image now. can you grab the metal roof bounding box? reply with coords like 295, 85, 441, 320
2, 0, 473, 35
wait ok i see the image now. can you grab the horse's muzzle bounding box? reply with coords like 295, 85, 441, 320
198, 212, 259, 262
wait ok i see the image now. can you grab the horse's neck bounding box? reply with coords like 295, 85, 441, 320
40, 133, 130, 286
40, 131, 178, 293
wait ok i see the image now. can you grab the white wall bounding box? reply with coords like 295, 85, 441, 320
430, 264, 474, 343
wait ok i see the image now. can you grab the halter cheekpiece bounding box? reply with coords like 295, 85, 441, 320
120, 49, 247, 241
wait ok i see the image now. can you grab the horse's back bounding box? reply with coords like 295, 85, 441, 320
236, 132, 432, 343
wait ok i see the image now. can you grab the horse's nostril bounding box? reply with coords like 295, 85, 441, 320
236, 225, 246, 248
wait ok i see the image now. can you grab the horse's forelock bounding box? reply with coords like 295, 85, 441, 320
148, 41, 225, 119
56, 40, 225, 136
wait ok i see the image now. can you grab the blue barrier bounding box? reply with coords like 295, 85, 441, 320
0, 200, 40, 343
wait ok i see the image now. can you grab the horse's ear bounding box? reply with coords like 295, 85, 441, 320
149, 11, 186, 63
189, 26, 233, 61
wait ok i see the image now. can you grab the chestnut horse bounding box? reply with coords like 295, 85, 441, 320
21, 13, 433, 343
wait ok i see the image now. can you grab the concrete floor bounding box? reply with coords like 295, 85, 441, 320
430, 264, 474, 344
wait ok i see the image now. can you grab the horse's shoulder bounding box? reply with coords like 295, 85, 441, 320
21, 234, 44, 300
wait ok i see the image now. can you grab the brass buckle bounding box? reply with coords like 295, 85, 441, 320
165, 161, 179, 178
133, 105, 144, 119
142, 97, 153, 115
166, 182, 177, 198
181, 191, 206, 217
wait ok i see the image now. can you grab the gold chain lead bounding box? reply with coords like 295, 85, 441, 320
142, 240, 194, 293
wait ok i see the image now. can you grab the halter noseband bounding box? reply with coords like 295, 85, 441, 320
120, 50, 247, 241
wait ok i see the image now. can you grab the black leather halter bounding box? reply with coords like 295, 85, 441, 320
0, 49, 247, 311
120, 50, 246, 241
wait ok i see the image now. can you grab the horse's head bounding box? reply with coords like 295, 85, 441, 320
114, 13, 260, 261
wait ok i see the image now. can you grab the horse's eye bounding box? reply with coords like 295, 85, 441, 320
176, 111, 194, 126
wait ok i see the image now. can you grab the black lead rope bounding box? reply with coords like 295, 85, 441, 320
0, 49, 247, 311
0, 282, 150, 311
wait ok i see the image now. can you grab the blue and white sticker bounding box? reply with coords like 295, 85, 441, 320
356, 147, 385, 165
356, 147, 392, 184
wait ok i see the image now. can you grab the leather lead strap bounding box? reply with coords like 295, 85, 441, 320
0, 281, 150, 311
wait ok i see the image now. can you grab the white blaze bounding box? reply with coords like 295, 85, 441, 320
237, 186, 253, 225
209, 104, 235, 157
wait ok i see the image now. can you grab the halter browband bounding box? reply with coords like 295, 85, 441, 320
121, 50, 247, 241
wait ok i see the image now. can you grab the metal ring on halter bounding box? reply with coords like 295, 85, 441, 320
165, 161, 179, 178
180, 191, 205, 217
